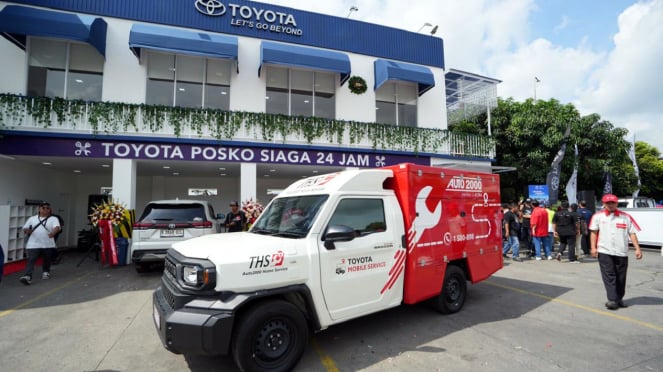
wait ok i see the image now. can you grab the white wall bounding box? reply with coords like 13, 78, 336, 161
0, 157, 79, 246
102, 19, 146, 103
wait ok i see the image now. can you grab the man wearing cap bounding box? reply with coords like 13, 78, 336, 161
224, 201, 247, 232
590, 194, 643, 310
19, 202, 61, 285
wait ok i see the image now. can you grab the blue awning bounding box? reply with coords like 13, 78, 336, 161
374, 59, 435, 96
260, 41, 351, 84
0, 5, 107, 57
129, 23, 238, 61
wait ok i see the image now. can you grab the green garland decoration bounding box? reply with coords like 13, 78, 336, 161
0, 93, 497, 157
348, 76, 367, 95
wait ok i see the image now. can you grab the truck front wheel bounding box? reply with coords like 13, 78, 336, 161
232, 300, 309, 372
432, 265, 467, 314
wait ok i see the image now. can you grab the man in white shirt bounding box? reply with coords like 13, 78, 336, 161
19, 202, 61, 285
590, 194, 643, 310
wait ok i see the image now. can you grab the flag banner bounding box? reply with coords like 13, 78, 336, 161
602, 171, 613, 196
565, 144, 578, 204
546, 124, 572, 204
626, 139, 641, 199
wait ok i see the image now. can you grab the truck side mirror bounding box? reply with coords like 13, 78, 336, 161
322, 224, 356, 250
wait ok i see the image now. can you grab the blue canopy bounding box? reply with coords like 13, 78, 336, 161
260, 41, 351, 84
0, 5, 107, 57
129, 23, 238, 60
374, 59, 435, 96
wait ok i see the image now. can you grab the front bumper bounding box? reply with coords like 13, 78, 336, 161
153, 286, 234, 355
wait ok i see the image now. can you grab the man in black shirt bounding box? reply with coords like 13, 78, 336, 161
552, 201, 581, 263
519, 199, 533, 256
224, 201, 247, 232
502, 203, 522, 261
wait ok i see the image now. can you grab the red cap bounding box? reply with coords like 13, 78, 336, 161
602, 194, 618, 203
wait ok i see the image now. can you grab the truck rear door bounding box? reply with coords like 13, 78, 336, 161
317, 196, 405, 321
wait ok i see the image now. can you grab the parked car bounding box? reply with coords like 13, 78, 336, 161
617, 196, 657, 208
131, 200, 222, 272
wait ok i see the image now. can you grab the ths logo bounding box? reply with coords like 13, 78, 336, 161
249, 250, 284, 269
195, 0, 226, 16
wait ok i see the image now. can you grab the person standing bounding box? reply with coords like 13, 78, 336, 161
553, 201, 580, 263
20, 202, 61, 285
502, 203, 522, 261
530, 200, 551, 260
590, 194, 643, 310
577, 200, 594, 256
0, 243, 4, 284
224, 201, 247, 232
519, 199, 534, 257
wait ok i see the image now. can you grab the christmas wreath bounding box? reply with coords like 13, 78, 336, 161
348, 76, 367, 95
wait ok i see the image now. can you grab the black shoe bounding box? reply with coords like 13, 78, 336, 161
19, 275, 32, 285
502, 254, 509, 259
512, 257, 522, 262
605, 301, 619, 310
618, 301, 628, 308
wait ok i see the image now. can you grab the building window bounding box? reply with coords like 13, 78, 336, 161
146, 52, 230, 109
375, 82, 418, 127
265, 66, 335, 119
27, 38, 104, 101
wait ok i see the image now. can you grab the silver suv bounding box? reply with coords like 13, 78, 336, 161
131, 200, 222, 272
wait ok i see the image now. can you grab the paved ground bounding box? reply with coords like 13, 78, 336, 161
1, 249, 661, 372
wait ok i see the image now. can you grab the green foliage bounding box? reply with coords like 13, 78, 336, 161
632, 141, 663, 201
0, 93, 492, 157
484, 97, 657, 202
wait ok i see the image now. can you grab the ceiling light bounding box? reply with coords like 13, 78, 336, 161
269, 169, 276, 172
101, 164, 110, 168
312, 170, 318, 173
73, 170, 81, 173
264, 174, 270, 177
163, 166, 171, 169
219, 167, 226, 170
75, 79, 83, 83
304, 100, 310, 103
220, 173, 227, 176
172, 172, 180, 176
42, 162, 52, 165
178, 88, 185, 91
221, 91, 227, 95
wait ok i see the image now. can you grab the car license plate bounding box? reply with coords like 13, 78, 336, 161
160, 229, 184, 238
153, 304, 161, 330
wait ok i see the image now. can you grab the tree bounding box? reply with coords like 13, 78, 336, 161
450, 98, 637, 202
631, 141, 663, 201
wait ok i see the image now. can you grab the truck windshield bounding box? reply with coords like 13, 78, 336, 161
250, 195, 329, 238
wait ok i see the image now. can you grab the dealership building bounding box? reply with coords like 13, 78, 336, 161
0, 0, 499, 254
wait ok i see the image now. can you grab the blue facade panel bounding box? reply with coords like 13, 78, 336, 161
0, 5, 107, 56
129, 23, 238, 60
5, 0, 444, 68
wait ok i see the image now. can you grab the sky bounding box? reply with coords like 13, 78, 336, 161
254, 0, 663, 152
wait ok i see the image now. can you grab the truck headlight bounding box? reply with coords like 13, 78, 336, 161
182, 265, 212, 287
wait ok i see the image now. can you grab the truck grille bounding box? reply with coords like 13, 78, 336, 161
162, 281, 177, 309
164, 256, 177, 279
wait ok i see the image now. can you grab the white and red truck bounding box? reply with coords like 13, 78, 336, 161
152, 163, 504, 372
